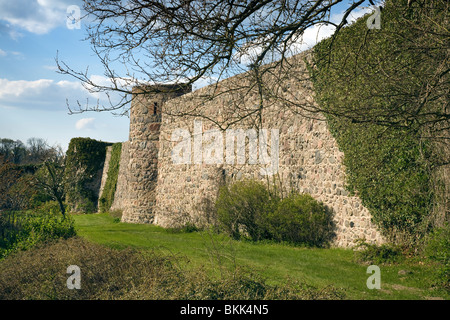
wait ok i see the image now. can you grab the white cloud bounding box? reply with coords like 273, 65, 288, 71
83, 74, 138, 100
232, 5, 374, 66
0, 49, 25, 59
286, 6, 374, 54
43, 65, 58, 71
0, 0, 83, 35
75, 117, 95, 130
0, 22, 24, 40
10, 51, 24, 59
288, 23, 337, 53
331, 6, 374, 26
88, 74, 136, 89
193, 76, 219, 91
56, 80, 83, 90
0, 78, 54, 98
0, 77, 123, 111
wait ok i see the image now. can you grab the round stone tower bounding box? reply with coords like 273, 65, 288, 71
122, 84, 192, 223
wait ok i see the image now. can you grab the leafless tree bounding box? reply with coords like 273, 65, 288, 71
26, 138, 47, 161
56, 0, 448, 138
57, 0, 370, 114
31, 145, 67, 217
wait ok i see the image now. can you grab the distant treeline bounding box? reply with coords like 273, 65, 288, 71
0, 137, 59, 165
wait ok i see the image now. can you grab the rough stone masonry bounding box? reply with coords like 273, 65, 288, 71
106, 51, 385, 248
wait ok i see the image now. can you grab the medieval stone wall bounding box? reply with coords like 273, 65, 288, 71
110, 141, 130, 212
111, 51, 385, 247
97, 145, 112, 208
120, 85, 192, 223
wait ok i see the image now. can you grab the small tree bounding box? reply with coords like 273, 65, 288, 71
0, 156, 23, 210
32, 146, 67, 218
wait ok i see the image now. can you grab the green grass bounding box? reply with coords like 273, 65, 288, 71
73, 213, 449, 300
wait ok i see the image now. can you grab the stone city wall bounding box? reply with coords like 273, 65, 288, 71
110, 141, 130, 212
111, 51, 385, 247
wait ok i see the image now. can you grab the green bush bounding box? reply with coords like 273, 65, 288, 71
215, 180, 278, 241
0, 208, 76, 259
423, 224, 449, 290
267, 193, 335, 247
75, 199, 97, 214
36, 200, 68, 215
354, 240, 403, 265
20, 213, 76, 242
215, 180, 335, 247
29, 191, 53, 209
166, 223, 200, 234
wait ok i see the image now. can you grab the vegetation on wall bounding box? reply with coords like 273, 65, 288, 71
309, 0, 447, 247
64, 138, 111, 213
98, 143, 122, 213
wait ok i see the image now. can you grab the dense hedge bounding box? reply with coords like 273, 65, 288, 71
65, 138, 112, 213
309, 1, 440, 246
98, 143, 122, 213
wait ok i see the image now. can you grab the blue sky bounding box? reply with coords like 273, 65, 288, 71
0, 0, 375, 151
0, 0, 130, 151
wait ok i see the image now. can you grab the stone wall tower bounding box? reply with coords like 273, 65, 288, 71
121, 84, 192, 223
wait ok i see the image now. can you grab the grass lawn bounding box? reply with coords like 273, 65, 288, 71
73, 213, 449, 300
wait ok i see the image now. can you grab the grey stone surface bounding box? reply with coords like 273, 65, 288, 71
105, 51, 384, 248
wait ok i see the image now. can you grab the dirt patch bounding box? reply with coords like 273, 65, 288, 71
425, 296, 445, 300
390, 284, 420, 292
